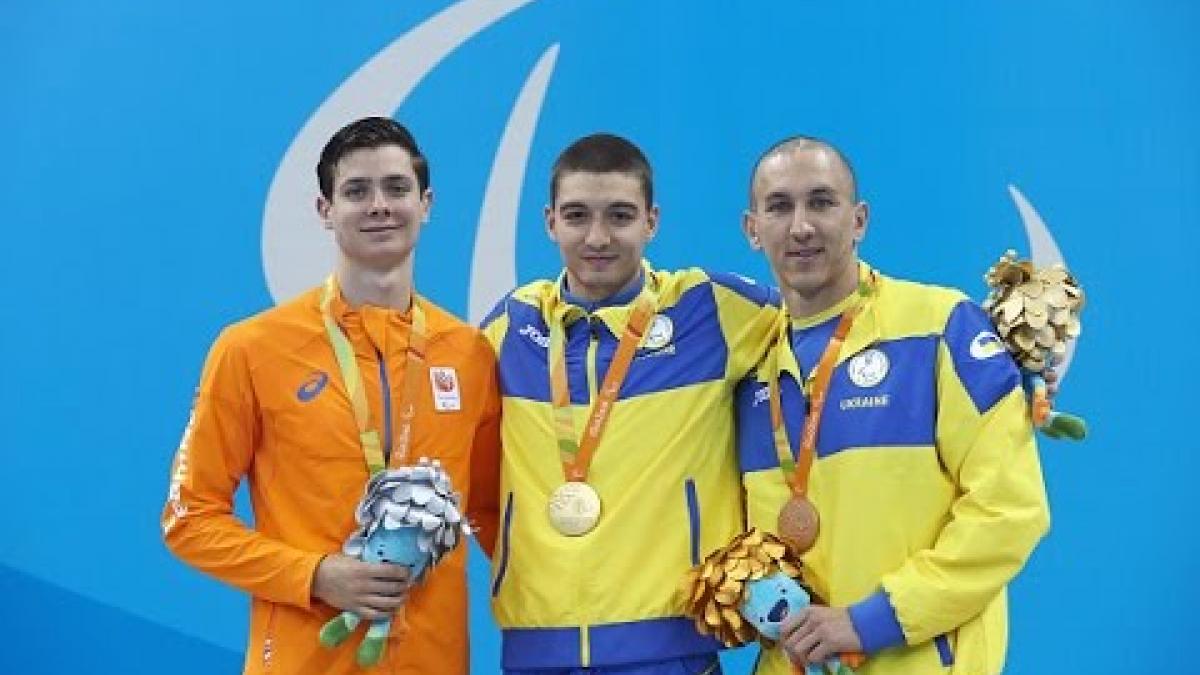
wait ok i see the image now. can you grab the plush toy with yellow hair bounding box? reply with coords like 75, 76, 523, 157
982, 250, 1087, 440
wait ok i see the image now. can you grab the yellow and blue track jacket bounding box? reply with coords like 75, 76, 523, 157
737, 266, 1050, 675
480, 263, 780, 670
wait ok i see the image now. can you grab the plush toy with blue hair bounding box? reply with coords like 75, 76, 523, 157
318, 457, 470, 667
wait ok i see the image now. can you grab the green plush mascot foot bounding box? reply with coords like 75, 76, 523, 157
357, 634, 386, 667
319, 612, 360, 648
1042, 412, 1087, 441
355, 617, 393, 667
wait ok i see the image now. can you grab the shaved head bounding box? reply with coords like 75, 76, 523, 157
749, 136, 858, 206
742, 135, 868, 317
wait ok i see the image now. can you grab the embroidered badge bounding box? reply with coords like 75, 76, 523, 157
429, 367, 462, 412
847, 348, 889, 388
642, 314, 674, 350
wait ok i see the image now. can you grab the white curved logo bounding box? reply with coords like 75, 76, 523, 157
259, 5, 1076, 383
261, 0, 554, 325
1009, 184, 1076, 379
969, 331, 1006, 360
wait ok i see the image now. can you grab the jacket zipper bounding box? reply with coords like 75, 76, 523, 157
586, 317, 601, 400
685, 478, 701, 566
491, 492, 515, 597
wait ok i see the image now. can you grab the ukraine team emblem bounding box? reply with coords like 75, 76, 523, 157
642, 314, 673, 350
847, 348, 889, 388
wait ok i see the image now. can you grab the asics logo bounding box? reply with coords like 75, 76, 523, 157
297, 371, 329, 402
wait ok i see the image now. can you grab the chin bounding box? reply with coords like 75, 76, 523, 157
354, 246, 414, 267
783, 271, 824, 293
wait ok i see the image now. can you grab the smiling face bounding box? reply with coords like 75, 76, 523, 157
546, 171, 658, 301
744, 143, 867, 316
741, 572, 812, 641
317, 144, 432, 269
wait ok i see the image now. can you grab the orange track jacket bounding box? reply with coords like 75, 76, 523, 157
162, 285, 501, 674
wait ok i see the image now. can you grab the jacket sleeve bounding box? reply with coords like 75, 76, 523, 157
161, 328, 324, 609
467, 334, 503, 559
848, 301, 1051, 651
707, 271, 782, 382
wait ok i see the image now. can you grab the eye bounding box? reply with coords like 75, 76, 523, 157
562, 208, 589, 224
343, 185, 367, 200
808, 196, 836, 210
609, 210, 635, 225
765, 200, 792, 215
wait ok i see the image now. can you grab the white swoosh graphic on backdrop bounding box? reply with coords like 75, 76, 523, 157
468, 44, 560, 324
262, 0, 538, 303
1009, 184, 1076, 378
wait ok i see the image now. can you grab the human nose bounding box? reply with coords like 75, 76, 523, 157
367, 187, 391, 216
583, 223, 611, 248
788, 212, 816, 239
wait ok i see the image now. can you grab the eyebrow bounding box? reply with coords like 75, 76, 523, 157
606, 201, 639, 211
558, 199, 641, 212
339, 174, 413, 187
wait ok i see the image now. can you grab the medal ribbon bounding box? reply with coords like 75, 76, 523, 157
320, 275, 427, 475
769, 276, 873, 497
548, 285, 656, 483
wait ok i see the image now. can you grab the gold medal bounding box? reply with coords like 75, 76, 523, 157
776, 496, 820, 554
547, 481, 601, 536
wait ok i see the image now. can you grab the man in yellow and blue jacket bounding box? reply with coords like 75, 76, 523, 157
737, 137, 1050, 675
481, 134, 780, 673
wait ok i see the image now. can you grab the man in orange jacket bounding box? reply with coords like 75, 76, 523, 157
161, 117, 501, 674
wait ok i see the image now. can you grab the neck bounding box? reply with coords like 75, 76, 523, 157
781, 261, 861, 320
336, 257, 414, 310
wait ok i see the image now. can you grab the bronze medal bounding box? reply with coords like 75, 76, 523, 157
776, 495, 820, 554
547, 481, 601, 536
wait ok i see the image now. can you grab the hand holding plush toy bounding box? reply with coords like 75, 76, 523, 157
680, 529, 862, 675
982, 250, 1088, 440
318, 457, 470, 667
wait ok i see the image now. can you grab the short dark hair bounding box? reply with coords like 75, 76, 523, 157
550, 133, 653, 207
317, 117, 429, 199
750, 135, 858, 204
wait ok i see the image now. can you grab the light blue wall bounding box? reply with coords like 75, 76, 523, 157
4, 1, 1196, 672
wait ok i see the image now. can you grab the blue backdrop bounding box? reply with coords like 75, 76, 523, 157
5, 1, 1197, 673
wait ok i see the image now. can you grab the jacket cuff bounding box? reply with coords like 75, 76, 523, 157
295, 552, 327, 610
848, 589, 906, 654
